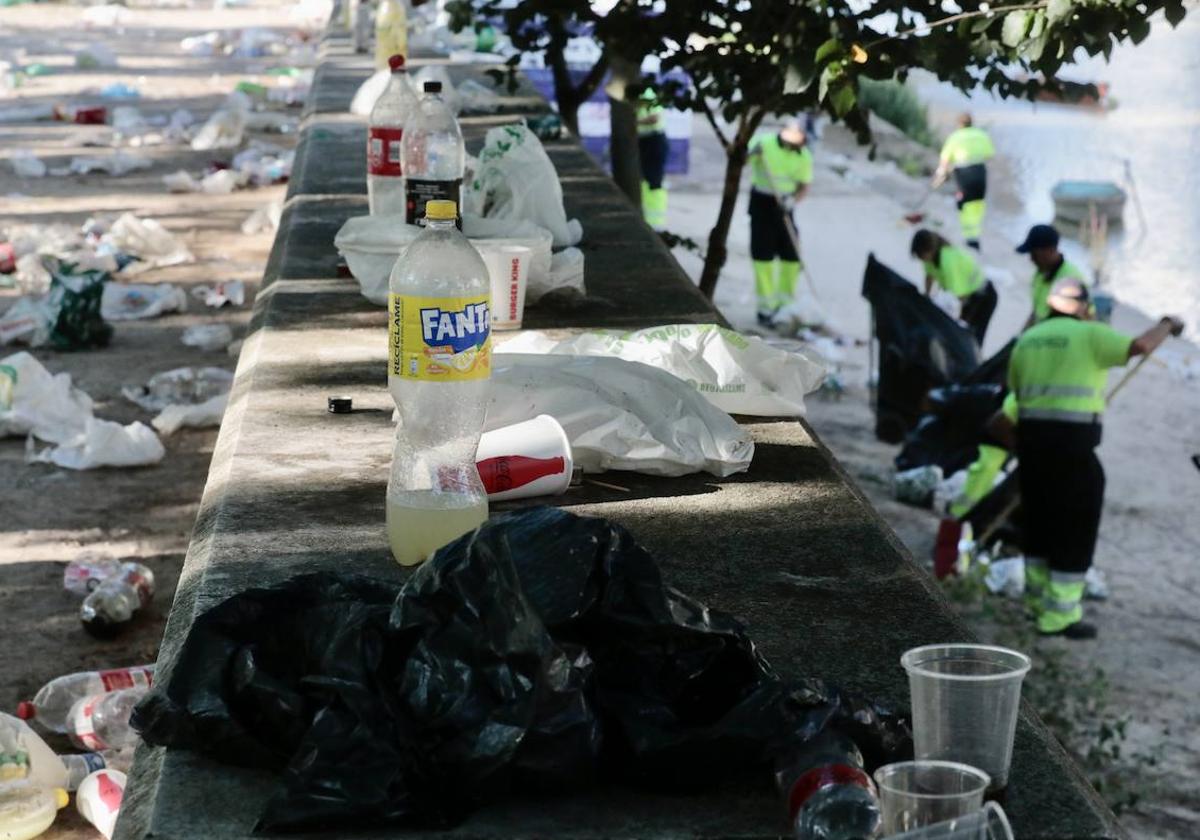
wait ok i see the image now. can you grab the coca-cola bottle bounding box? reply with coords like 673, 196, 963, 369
67, 687, 147, 752
776, 730, 883, 840
367, 54, 418, 216
17, 665, 155, 733
402, 81, 464, 226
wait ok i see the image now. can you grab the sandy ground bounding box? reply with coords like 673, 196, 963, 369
668, 115, 1200, 837
0, 2, 313, 836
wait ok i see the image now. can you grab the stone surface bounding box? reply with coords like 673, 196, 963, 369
115, 26, 1127, 840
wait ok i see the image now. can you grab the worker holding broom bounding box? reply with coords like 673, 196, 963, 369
747, 120, 813, 326
910, 228, 998, 346
1003, 277, 1183, 639
932, 113, 994, 251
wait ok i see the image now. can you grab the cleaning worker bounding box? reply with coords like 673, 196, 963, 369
1005, 277, 1183, 638
1016, 223, 1087, 327
910, 228, 998, 346
949, 392, 1017, 519
636, 85, 669, 232
932, 113, 994, 251
747, 120, 813, 326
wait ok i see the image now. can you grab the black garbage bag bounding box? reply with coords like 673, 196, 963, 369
862, 254, 980, 443
134, 508, 910, 833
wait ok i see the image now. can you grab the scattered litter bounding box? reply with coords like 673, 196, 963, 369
75, 43, 118, 69
122, 367, 234, 412
102, 213, 193, 269
14, 254, 51, 294
28, 417, 165, 470
152, 392, 228, 436
0, 104, 56, 123
894, 464, 943, 507
464, 123, 583, 247
499, 324, 827, 417
232, 144, 293, 185
162, 170, 200, 193
240, 201, 282, 235
772, 296, 828, 333
110, 105, 149, 138
56, 104, 108, 125
69, 151, 152, 176
180, 31, 224, 57
0, 259, 112, 350
243, 110, 297, 134
101, 282, 187, 321
0, 352, 93, 444
190, 106, 246, 151
99, 82, 140, 101
181, 323, 233, 351
933, 469, 970, 515
10, 150, 47, 178
82, 4, 133, 28
983, 555, 1026, 599
80, 562, 155, 637
457, 78, 502, 114
542, 247, 586, 301
77, 768, 127, 839
234, 28, 285, 58
63, 553, 123, 596
191, 280, 245, 308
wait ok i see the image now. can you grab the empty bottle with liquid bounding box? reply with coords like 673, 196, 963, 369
386, 199, 491, 566
402, 81, 464, 225
67, 687, 147, 752
776, 730, 883, 840
368, 53, 418, 216
17, 665, 154, 733
80, 562, 155, 637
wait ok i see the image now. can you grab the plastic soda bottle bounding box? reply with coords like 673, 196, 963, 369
776, 730, 883, 840
66, 687, 147, 752
367, 54, 418, 216
80, 562, 155, 637
402, 81, 464, 226
386, 199, 490, 565
17, 665, 154, 733
374, 0, 407, 70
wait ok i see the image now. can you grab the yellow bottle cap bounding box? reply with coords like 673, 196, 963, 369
54, 788, 69, 809
425, 200, 457, 221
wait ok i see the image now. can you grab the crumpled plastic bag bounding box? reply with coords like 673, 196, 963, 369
28, 417, 164, 470
893, 465, 943, 508
69, 151, 151, 176
0, 259, 113, 350
191, 280, 245, 308
132, 508, 910, 832
0, 351, 93, 444
122, 367, 234, 412
348, 68, 389, 116
102, 213, 193, 269
500, 324, 826, 417
490, 354, 753, 477
543, 247, 586, 300
181, 323, 233, 351
241, 202, 282, 235
190, 106, 247, 151
101, 282, 187, 321
10, 151, 46, 178
152, 393, 228, 436
463, 123, 583, 248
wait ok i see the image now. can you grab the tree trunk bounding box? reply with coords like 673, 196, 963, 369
605, 54, 643, 207
545, 21, 581, 137
698, 112, 765, 300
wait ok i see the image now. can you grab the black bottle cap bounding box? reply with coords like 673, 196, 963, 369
328, 396, 353, 414
424, 81, 442, 93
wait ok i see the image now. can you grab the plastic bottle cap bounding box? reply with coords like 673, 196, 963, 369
53, 789, 68, 809
423, 81, 442, 93
387, 54, 405, 72
16, 701, 34, 720
327, 396, 353, 414
425, 200, 457, 221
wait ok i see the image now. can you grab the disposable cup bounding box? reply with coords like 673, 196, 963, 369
875, 761, 990, 834
477, 242, 531, 330
476, 414, 573, 501
901, 645, 1030, 791
881, 801, 1013, 839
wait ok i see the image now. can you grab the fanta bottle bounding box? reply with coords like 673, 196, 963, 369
386, 199, 490, 565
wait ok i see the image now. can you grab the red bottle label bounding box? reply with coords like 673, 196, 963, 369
478, 455, 566, 494
368, 126, 404, 176
99, 666, 153, 692
786, 764, 875, 822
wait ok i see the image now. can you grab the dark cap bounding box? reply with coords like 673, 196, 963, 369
1016, 224, 1060, 253
387, 54, 405, 72
327, 396, 353, 414
423, 81, 442, 93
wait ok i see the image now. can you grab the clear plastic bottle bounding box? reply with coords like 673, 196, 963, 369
62, 553, 121, 596
66, 687, 147, 752
60, 752, 108, 791
374, 0, 407, 70
80, 562, 155, 637
353, 0, 372, 54
368, 54, 418, 217
17, 665, 155, 733
386, 199, 490, 566
776, 730, 883, 840
402, 81, 465, 226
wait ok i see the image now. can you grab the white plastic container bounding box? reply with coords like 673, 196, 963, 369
0, 713, 68, 791
75, 769, 126, 840
476, 415, 573, 501
0, 785, 68, 840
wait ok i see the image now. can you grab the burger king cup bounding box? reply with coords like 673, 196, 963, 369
476, 414, 573, 501
476, 243, 531, 330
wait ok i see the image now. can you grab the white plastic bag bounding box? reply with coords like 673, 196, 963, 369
540, 248, 586, 300
103, 213, 193, 268
190, 108, 246, 151
349, 69, 389, 116
191, 281, 245, 308
10, 151, 47, 178
0, 352, 93, 444
29, 418, 164, 470
241, 202, 282, 235
181, 323, 233, 351
463, 123, 583, 247
69, 152, 152, 176
101, 283, 187, 321
499, 324, 826, 417
489, 354, 754, 477
122, 367, 234, 412
152, 393, 228, 435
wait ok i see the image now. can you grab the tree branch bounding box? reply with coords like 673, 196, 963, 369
575, 50, 611, 104
697, 97, 730, 152
866, 1, 1050, 47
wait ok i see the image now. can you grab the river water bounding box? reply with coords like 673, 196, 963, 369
911, 12, 1200, 337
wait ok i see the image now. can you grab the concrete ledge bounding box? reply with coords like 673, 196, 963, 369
116, 30, 1127, 840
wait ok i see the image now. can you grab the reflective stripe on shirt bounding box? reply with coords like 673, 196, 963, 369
749, 133, 813, 194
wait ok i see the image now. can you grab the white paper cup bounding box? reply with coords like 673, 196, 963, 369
477, 243, 531, 330
476, 414, 573, 501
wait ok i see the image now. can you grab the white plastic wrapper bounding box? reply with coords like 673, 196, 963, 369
463, 123, 583, 247
101, 283, 187, 321
0, 352, 93, 444
190, 107, 246, 151
499, 324, 826, 417
103, 213, 193, 268
488, 354, 754, 477
28, 418, 164, 470
152, 393, 228, 436
181, 323, 233, 351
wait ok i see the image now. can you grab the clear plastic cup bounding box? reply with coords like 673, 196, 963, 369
875, 761, 991, 834
901, 644, 1031, 791
881, 801, 1013, 839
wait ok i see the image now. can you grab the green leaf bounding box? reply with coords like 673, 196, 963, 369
1027, 10, 1047, 39
1022, 31, 1049, 62
815, 37, 842, 64
1046, 0, 1073, 25
818, 62, 842, 102
970, 15, 994, 35
1001, 10, 1032, 47
1164, 1, 1187, 27
1128, 18, 1151, 44
830, 82, 856, 117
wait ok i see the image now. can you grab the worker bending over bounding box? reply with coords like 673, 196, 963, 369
747, 120, 813, 326
1017, 223, 1087, 327
1001, 278, 1182, 638
911, 228, 998, 346
933, 113, 994, 251
636, 85, 669, 232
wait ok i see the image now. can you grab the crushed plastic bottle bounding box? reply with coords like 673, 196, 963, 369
76, 768, 126, 840
367, 54, 418, 217
386, 199, 490, 566
122, 367, 233, 412
402, 81, 464, 226
776, 730, 883, 840
67, 688, 147, 752
62, 553, 122, 596
17, 666, 154, 734
80, 562, 155, 637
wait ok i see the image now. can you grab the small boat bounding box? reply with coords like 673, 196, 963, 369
1051, 180, 1126, 226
